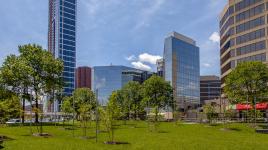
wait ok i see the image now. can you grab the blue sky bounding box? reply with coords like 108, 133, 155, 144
0, 0, 226, 75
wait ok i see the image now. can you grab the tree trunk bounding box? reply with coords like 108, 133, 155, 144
22, 98, 25, 124
35, 98, 39, 123
155, 107, 158, 123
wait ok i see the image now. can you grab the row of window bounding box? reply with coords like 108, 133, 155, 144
61, 49, 75, 56
221, 51, 231, 65
220, 6, 234, 28
236, 40, 266, 56
237, 53, 266, 63
221, 62, 231, 75
64, 66, 75, 72
61, 28, 75, 36
60, 17, 76, 26
236, 16, 265, 33
236, 4, 264, 23
221, 38, 235, 55
60, 39, 75, 47
60, 6, 75, 15
60, 12, 75, 20
60, 22, 75, 31
61, 33, 75, 41
63, 72, 75, 78
64, 61, 75, 68
60, 44, 75, 51
62, 55, 75, 62
235, 0, 263, 12
236, 28, 265, 45
64, 0, 76, 5
220, 28, 234, 46
220, 17, 234, 36
61, 1, 76, 10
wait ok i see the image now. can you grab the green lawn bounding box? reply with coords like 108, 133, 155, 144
0, 121, 268, 150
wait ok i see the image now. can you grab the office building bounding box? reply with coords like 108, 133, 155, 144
163, 32, 200, 110
200, 76, 221, 105
220, 0, 267, 87
48, 0, 77, 96
157, 58, 164, 77
75, 66, 91, 89
92, 65, 153, 105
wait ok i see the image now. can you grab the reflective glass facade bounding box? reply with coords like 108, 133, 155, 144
92, 66, 153, 105
48, 0, 76, 96
164, 32, 200, 108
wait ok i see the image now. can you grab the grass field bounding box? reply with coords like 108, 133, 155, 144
0, 121, 268, 150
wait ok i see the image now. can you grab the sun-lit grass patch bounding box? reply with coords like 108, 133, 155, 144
0, 121, 268, 150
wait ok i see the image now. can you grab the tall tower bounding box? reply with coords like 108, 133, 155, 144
48, 0, 76, 95
220, 0, 267, 87
164, 32, 200, 110
48, 0, 77, 111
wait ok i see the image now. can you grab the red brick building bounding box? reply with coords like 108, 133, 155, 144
75, 67, 92, 89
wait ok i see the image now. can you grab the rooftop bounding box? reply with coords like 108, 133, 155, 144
200, 75, 220, 81
167, 31, 196, 46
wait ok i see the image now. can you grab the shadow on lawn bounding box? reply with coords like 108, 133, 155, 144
104, 141, 130, 145
158, 130, 169, 133
228, 127, 242, 131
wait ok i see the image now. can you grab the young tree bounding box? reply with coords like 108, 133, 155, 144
72, 88, 97, 137
18, 44, 63, 123
203, 104, 217, 124
0, 95, 21, 123
224, 61, 268, 123
102, 91, 121, 143
122, 81, 144, 120
61, 97, 73, 127
0, 55, 32, 124
142, 75, 173, 124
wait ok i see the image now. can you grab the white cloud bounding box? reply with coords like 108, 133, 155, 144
133, 0, 166, 30
125, 55, 136, 61
209, 32, 220, 43
203, 63, 212, 68
131, 61, 152, 71
138, 53, 162, 65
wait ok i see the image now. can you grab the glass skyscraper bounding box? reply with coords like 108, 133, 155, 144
92, 66, 153, 105
48, 0, 76, 96
164, 32, 200, 110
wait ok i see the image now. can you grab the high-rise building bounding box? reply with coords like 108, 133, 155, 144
156, 58, 164, 77
75, 67, 91, 89
92, 65, 153, 105
200, 76, 221, 105
220, 0, 267, 87
163, 32, 200, 110
48, 0, 77, 96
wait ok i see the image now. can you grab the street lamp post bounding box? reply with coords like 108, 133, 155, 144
95, 89, 98, 143
72, 93, 75, 137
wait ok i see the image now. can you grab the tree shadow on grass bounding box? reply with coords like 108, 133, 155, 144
79, 136, 96, 140
228, 127, 242, 131
158, 130, 169, 133
104, 141, 130, 145
0, 145, 4, 149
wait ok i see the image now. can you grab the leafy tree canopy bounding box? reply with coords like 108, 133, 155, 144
224, 61, 268, 105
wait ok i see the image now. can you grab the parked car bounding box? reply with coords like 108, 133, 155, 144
6, 119, 21, 125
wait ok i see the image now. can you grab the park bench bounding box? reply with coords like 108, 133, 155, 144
256, 129, 268, 134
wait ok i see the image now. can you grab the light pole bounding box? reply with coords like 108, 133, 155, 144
72, 93, 75, 137
95, 89, 98, 143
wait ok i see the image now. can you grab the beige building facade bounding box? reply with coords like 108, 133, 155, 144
220, 0, 268, 87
